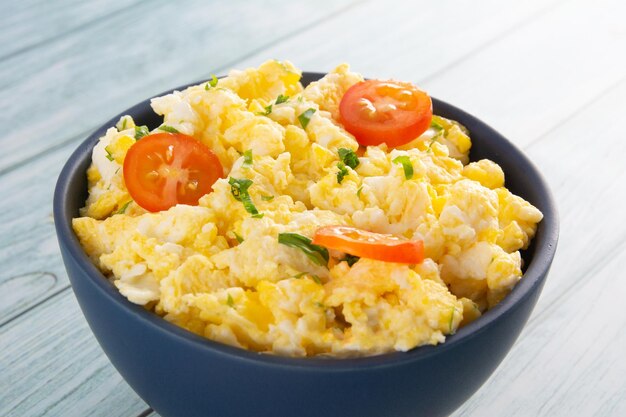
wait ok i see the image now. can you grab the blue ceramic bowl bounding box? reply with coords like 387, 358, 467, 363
54, 73, 558, 417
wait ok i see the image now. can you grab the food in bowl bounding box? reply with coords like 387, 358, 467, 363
72, 60, 543, 357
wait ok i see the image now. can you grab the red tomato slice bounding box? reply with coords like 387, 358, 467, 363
339, 79, 433, 147
123, 132, 223, 212
312, 226, 424, 264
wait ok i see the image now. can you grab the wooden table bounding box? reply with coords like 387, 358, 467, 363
2, 0, 625, 416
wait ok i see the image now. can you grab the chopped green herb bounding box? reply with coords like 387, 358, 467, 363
338, 148, 360, 169
298, 108, 316, 129
427, 137, 438, 152
104, 146, 114, 161
311, 275, 322, 285
278, 233, 329, 267
261, 195, 274, 201
427, 120, 445, 152
297, 96, 304, 103
448, 307, 456, 334
115, 168, 120, 175
342, 254, 360, 267
292, 272, 307, 279
336, 161, 349, 184
356, 185, 363, 198
158, 125, 179, 134
120, 118, 128, 130
227, 294, 235, 308
114, 201, 132, 215
315, 301, 325, 308
243, 149, 253, 166
252, 213, 264, 219
233, 232, 244, 244
430, 119, 445, 132
206, 74, 218, 90
228, 177, 261, 217
257, 104, 273, 116
134, 125, 150, 140
392, 155, 414, 179
275, 94, 289, 105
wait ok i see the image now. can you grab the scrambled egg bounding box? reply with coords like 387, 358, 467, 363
72, 60, 543, 357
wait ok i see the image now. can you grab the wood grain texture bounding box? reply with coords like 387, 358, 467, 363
425, 0, 626, 147
0, 0, 565, 331
0, 142, 75, 325
0, 290, 147, 417
231, 0, 626, 148
1, 0, 142, 60
0, 0, 362, 322
0, 0, 361, 173
451, 69, 626, 417
2, 0, 626, 416
228, 0, 569, 131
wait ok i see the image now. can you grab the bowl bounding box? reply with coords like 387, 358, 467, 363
53, 72, 559, 417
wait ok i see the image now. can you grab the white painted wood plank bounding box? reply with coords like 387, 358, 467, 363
228, 0, 567, 107
452, 247, 626, 417
0, 290, 147, 417
0, 142, 75, 325
424, 0, 626, 147
519, 76, 626, 312
1, 0, 140, 59
0, 0, 361, 172
230, 0, 626, 150
450, 67, 626, 417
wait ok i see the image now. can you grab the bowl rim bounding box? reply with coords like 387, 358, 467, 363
54, 72, 559, 371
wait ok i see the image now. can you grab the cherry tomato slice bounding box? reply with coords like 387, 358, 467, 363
312, 225, 424, 264
123, 132, 223, 212
339, 79, 433, 147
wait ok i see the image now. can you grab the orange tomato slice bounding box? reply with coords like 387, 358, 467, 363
312, 225, 424, 264
339, 79, 432, 147
123, 132, 223, 212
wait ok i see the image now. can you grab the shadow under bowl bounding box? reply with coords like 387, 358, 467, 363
54, 72, 559, 417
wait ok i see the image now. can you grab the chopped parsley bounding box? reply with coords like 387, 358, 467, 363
134, 125, 150, 140
104, 146, 114, 161
275, 94, 289, 105
227, 294, 235, 308
315, 301, 325, 308
448, 306, 456, 334
205, 74, 218, 90
430, 119, 445, 132
278, 233, 329, 267
243, 149, 253, 166
228, 177, 262, 218
310, 275, 322, 285
258, 104, 273, 116
338, 148, 360, 169
233, 232, 244, 244
428, 120, 445, 151
336, 161, 349, 184
342, 254, 360, 267
114, 201, 132, 215
120, 118, 128, 130
158, 125, 179, 134
356, 185, 363, 198
261, 195, 274, 201
298, 108, 316, 129
392, 155, 413, 179
292, 272, 307, 279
